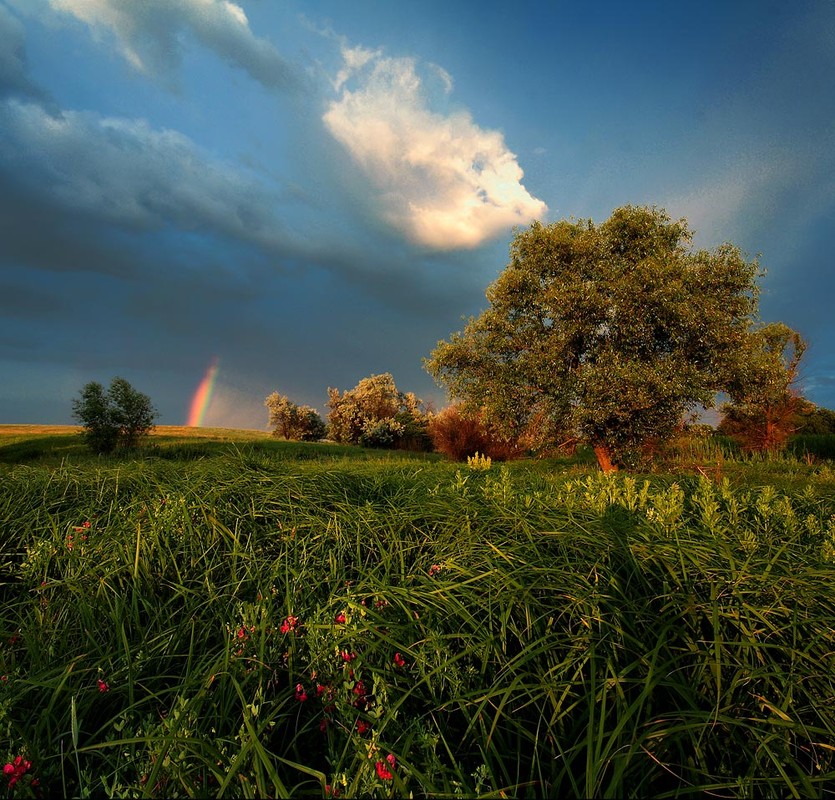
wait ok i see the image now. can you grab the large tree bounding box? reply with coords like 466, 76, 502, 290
426, 205, 785, 471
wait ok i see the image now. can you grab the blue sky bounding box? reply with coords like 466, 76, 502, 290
1, 0, 833, 429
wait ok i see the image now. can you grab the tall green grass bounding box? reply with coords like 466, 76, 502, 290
1, 438, 834, 797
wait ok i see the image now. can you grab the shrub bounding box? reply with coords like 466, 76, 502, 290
428, 405, 521, 461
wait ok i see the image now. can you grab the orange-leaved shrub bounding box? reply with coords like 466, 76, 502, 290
428, 405, 521, 461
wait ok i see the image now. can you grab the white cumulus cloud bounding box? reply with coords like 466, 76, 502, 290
48, 0, 298, 90
323, 49, 547, 250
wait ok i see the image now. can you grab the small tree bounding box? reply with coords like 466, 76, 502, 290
719, 323, 807, 453
326, 373, 429, 449
73, 377, 157, 453
264, 392, 326, 441
426, 206, 785, 472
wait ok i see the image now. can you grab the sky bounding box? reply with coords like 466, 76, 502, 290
1, 0, 834, 429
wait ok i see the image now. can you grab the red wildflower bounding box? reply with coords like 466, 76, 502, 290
97, 679, 110, 693
3, 756, 32, 788
319, 717, 329, 733
280, 615, 299, 634
352, 680, 367, 696
393, 652, 406, 668
334, 612, 346, 624
356, 719, 371, 735
295, 683, 308, 702
375, 760, 393, 780
386, 754, 396, 769
428, 564, 442, 577
341, 650, 356, 662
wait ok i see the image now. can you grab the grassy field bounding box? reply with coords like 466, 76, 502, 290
2, 429, 835, 798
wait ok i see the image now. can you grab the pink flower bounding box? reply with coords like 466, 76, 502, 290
341, 650, 356, 662
428, 564, 442, 577
375, 760, 393, 780
294, 683, 308, 702
393, 652, 406, 668
386, 754, 396, 769
97, 679, 110, 693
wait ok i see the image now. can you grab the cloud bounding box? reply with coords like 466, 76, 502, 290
0, 98, 286, 253
0, 3, 46, 100
48, 0, 300, 90
323, 48, 547, 250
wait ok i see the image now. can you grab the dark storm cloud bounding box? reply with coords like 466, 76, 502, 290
0, 3, 51, 103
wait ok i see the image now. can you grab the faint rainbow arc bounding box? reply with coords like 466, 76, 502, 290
187, 358, 220, 427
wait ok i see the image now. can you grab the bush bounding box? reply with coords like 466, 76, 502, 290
428, 405, 521, 461
72, 377, 158, 453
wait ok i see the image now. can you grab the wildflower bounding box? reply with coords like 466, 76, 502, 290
393, 652, 406, 668
334, 612, 346, 624
356, 719, 371, 735
280, 615, 299, 634
294, 683, 308, 702
319, 717, 329, 733
386, 754, 396, 769
375, 759, 393, 780
97, 678, 110, 693
73, 521, 91, 532
3, 756, 32, 788
428, 564, 442, 577
341, 650, 356, 663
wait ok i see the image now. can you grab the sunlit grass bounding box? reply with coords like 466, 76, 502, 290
1, 433, 834, 797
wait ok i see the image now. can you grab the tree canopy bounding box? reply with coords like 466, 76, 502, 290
426, 205, 795, 471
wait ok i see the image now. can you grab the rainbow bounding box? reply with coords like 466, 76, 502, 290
187, 358, 220, 427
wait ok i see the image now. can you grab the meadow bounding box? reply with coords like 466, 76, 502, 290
2, 427, 835, 798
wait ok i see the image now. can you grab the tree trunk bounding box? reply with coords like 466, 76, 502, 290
593, 443, 618, 473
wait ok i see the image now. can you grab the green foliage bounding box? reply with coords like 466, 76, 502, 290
71, 377, 157, 453
265, 392, 326, 441
426, 206, 781, 471
794, 403, 835, 435
327, 373, 430, 450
